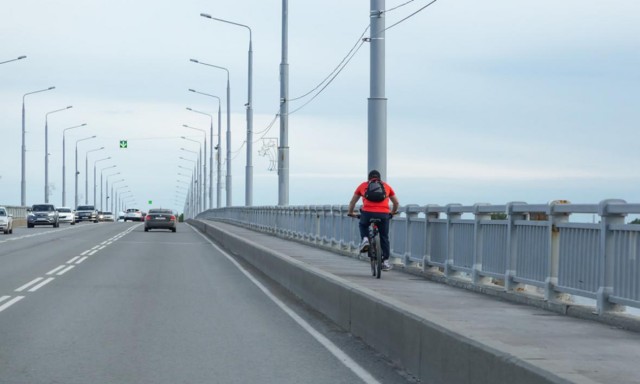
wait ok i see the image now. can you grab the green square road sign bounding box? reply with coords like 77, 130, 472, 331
120, 140, 128, 148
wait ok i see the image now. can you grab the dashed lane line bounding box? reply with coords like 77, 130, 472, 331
0, 296, 24, 313
15, 278, 44, 292
27, 277, 55, 292
46, 265, 68, 275
56, 266, 75, 276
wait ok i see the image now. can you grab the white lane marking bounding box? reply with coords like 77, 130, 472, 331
75, 256, 88, 264
67, 256, 81, 264
106, 242, 113, 245
98, 245, 106, 250
57, 266, 75, 276
0, 296, 10, 304
28, 277, 55, 292
80, 250, 90, 256
91, 245, 101, 250
0, 296, 24, 313
15, 277, 44, 292
100, 241, 108, 245
191, 226, 382, 384
88, 250, 98, 256
46, 265, 68, 275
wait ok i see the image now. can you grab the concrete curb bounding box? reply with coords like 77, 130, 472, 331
190, 219, 575, 384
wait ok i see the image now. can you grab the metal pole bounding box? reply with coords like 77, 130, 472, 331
210, 117, 213, 209
217, 103, 222, 208
75, 144, 78, 208
45, 106, 71, 203
246, 33, 253, 206
21, 87, 55, 205
226, 77, 232, 207
278, 0, 290, 206
62, 124, 85, 207
368, 0, 387, 179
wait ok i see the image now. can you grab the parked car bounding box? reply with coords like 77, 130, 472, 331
124, 208, 143, 222
0, 207, 14, 234
57, 207, 75, 225
102, 212, 115, 222
75, 205, 98, 223
144, 209, 177, 232
28, 204, 60, 228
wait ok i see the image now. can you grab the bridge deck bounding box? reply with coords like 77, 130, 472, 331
196, 219, 640, 384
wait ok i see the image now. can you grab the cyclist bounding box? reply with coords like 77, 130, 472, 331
347, 169, 399, 271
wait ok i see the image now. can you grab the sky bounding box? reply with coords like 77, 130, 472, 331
1, 0, 639, 213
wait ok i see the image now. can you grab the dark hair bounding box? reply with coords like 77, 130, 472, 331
368, 170, 381, 180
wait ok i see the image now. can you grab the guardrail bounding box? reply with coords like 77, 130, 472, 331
197, 199, 640, 316
1, 205, 28, 226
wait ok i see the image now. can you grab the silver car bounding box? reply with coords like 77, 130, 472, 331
0, 207, 13, 234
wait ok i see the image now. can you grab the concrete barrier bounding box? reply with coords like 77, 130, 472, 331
190, 219, 572, 384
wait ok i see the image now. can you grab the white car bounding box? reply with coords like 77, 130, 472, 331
124, 208, 143, 222
102, 212, 115, 222
57, 207, 76, 225
0, 207, 13, 234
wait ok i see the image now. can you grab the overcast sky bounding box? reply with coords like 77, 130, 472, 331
1, 0, 639, 212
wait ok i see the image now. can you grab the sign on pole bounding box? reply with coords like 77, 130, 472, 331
119, 140, 128, 149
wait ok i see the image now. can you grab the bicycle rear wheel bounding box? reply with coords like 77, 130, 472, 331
373, 235, 382, 279
368, 246, 376, 276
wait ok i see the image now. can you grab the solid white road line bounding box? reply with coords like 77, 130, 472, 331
15, 277, 44, 292
46, 265, 68, 275
0, 296, 24, 313
28, 277, 55, 292
191, 226, 382, 384
57, 266, 75, 276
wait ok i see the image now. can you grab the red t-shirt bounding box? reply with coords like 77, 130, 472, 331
355, 180, 395, 213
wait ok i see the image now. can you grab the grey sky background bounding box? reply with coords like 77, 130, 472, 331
1, 0, 638, 212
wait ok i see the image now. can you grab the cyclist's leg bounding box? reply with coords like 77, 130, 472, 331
375, 214, 391, 261
358, 211, 371, 239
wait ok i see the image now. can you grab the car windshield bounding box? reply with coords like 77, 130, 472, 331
0, 209, 6, 216
126, 209, 139, 212
33, 205, 54, 212
77, 206, 94, 210
58, 208, 71, 213
105, 212, 113, 215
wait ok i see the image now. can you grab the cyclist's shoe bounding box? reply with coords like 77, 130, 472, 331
359, 237, 369, 253
382, 260, 392, 271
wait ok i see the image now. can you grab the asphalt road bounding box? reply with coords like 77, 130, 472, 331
0, 222, 417, 384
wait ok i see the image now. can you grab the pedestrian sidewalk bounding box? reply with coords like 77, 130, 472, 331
192, 219, 640, 384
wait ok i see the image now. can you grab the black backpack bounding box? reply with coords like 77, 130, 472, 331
364, 179, 386, 202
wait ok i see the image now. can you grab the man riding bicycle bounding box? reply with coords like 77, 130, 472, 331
347, 170, 399, 271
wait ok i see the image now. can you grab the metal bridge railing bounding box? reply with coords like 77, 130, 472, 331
197, 199, 640, 316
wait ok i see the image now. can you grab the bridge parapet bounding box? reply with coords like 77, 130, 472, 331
196, 199, 640, 318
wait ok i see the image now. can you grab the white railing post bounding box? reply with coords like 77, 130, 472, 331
405, 204, 420, 267
445, 204, 462, 278
505, 202, 527, 292
597, 199, 627, 314
472, 203, 490, 285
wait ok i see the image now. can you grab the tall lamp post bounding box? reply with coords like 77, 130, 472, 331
22, 86, 55, 205
75, 136, 96, 209
190, 59, 231, 207
198, 14, 253, 206
114, 186, 128, 214
44, 105, 72, 203
85, 147, 104, 204
94, 157, 111, 206
179, 158, 198, 214
182, 125, 207, 209
62, 123, 86, 206
104, 173, 120, 214
110, 179, 125, 214
187, 97, 221, 208
100, 166, 117, 211
180, 151, 200, 212
1, 55, 26, 65
279, 0, 290, 206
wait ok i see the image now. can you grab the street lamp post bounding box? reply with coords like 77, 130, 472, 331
187, 96, 221, 208
180, 150, 200, 212
279, 0, 290, 206
22, 86, 55, 205
190, 59, 231, 207
94, 157, 111, 206
114, 186, 128, 214
85, 147, 105, 204
75, 136, 96, 209
183, 124, 207, 209
44, 105, 72, 203
110, 179, 125, 214
179, 159, 197, 214
0, 55, 26, 65
104, 173, 120, 214
62, 123, 86, 206
201, 13, 253, 206
100, 166, 117, 211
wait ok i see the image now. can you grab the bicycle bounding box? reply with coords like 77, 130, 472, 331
348, 214, 384, 279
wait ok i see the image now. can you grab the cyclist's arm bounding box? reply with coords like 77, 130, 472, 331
347, 193, 360, 216
390, 195, 400, 215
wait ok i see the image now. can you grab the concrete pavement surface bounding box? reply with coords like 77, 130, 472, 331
191, 219, 640, 384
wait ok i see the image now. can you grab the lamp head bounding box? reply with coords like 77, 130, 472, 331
200, 13, 212, 18
18, 56, 26, 60
190, 59, 199, 63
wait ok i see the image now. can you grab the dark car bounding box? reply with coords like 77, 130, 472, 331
144, 209, 177, 232
28, 204, 60, 228
75, 205, 98, 223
